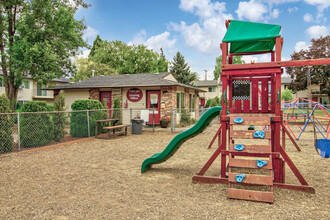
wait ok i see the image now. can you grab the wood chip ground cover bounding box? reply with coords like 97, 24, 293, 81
0, 124, 328, 219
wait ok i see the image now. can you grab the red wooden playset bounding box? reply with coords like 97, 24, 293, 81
192, 20, 330, 203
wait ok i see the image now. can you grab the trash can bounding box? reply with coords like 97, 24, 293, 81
131, 119, 144, 134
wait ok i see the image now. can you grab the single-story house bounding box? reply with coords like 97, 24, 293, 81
50, 72, 205, 125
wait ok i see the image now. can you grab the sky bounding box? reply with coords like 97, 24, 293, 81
75, 0, 330, 80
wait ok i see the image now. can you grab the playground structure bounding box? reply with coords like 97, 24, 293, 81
141, 20, 330, 203
282, 98, 330, 140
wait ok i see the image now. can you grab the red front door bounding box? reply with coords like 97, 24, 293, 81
100, 92, 112, 117
147, 91, 160, 124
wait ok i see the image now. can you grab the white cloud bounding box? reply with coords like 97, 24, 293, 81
288, 6, 299, 13
271, 9, 280, 19
303, 13, 313, 22
129, 30, 177, 54
294, 41, 310, 51
304, 0, 330, 20
83, 26, 98, 40
170, 0, 233, 55
76, 49, 90, 59
242, 54, 271, 64
305, 25, 329, 38
236, 0, 268, 22
179, 0, 226, 19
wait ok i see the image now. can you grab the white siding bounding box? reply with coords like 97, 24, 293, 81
64, 89, 90, 110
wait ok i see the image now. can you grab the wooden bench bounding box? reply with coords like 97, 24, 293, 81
101, 124, 130, 138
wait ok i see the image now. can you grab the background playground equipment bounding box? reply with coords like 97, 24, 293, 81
141, 20, 330, 203
282, 98, 330, 140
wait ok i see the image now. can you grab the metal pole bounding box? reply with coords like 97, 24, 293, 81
171, 108, 175, 132
130, 108, 132, 126
17, 112, 21, 151
152, 108, 155, 132
87, 110, 90, 137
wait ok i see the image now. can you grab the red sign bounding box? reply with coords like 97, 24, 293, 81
126, 88, 143, 102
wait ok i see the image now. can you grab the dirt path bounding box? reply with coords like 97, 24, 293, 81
0, 124, 328, 219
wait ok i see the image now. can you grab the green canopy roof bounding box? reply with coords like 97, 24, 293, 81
222, 20, 281, 54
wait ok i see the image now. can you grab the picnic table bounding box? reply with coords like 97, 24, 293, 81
94, 119, 119, 137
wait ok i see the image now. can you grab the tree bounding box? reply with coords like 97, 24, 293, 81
286, 36, 329, 101
158, 47, 168, 72
89, 39, 169, 74
213, 55, 245, 80
282, 88, 294, 101
89, 35, 102, 58
53, 90, 66, 142
73, 58, 118, 82
0, 0, 88, 108
170, 52, 197, 85
0, 94, 13, 153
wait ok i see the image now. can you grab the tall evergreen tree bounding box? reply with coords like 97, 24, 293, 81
157, 47, 168, 72
170, 52, 197, 85
88, 35, 102, 59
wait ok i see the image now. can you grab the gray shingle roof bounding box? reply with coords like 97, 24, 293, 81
50, 72, 205, 91
281, 77, 292, 84
194, 80, 219, 87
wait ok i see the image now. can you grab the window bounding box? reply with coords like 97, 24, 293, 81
208, 87, 216, 92
37, 84, 47, 96
177, 92, 185, 112
189, 94, 195, 112
23, 80, 30, 89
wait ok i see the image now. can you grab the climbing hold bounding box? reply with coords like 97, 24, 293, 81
253, 130, 265, 139
234, 144, 244, 151
248, 125, 255, 130
234, 117, 244, 124
257, 160, 268, 168
235, 174, 246, 183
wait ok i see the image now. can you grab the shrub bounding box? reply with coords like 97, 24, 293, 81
16, 102, 21, 110
70, 99, 106, 137
20, 101, 54, 148
47, 104, 54, 111
53, 90, 66, 142
112, 97, 122, 131
0, 94, 14, 153
180, 109, 193, 126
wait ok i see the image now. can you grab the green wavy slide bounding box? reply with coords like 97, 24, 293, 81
141, 106, 222, 173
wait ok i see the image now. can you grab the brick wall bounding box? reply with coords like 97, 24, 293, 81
89, 88, 100, 100
160, 86, 176, 121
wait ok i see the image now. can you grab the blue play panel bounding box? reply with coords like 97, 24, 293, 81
316, 139, 330, 158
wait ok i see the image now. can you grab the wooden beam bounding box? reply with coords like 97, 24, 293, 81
279, 145, 308, 185
208, 124, 222, 149
222, 58, 330, 70
274, 183, 315, 194
281, 123, 301, 151
228, 188, 273, 203
192, 175, 228, 184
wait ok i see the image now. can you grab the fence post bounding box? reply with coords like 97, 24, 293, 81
171, 108, 176, 132
87, 110, 90, 137
17, 112, 21, 151
152, 108, 155, 132
130, 108, 132, 126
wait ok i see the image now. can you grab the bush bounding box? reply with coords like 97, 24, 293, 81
20, 101, 54, 148
70, 99, 106, 137
0, 94, 14, 153
53, 90, 66, 142
47, 104, 54, 111
112, 97, 122, 131
180, 110, 193, 126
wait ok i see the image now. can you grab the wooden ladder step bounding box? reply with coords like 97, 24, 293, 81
230, 116, 271, 126
229, 144, 271, 153
228, 173, 273, 186
228, 188, 274, 203
230, 130, 271, 139
229, 158, 273, 169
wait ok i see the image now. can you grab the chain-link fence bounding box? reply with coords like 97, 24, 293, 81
0, 107, 214, 154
